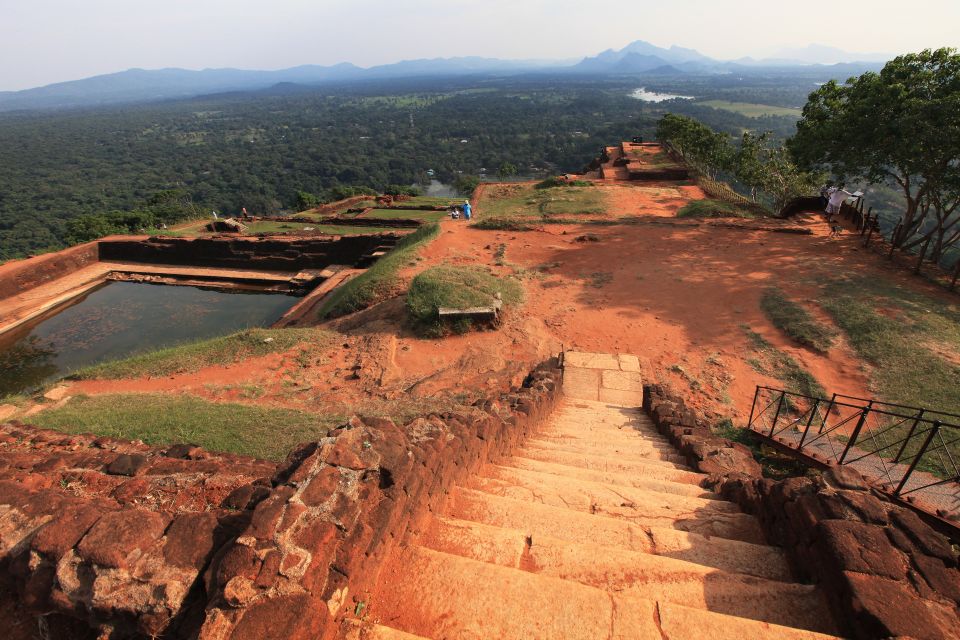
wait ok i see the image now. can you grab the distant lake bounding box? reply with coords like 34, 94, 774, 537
629, 87, 694, 103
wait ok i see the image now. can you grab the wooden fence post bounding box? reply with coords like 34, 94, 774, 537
915, 235, 932, 274
889, 221, 903, 259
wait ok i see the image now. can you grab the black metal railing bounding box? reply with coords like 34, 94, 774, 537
747, 386, 960, 504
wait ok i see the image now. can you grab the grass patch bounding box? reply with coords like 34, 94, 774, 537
743, 325, 827, 399
243, 221, 396, 235
819, 279, 960, 415
760, 288, 836, 353
716, 418, 813, 480
534, 177, 593, 189
31, 393, 338, 460
677, 199, 756, 219
396, 196, 461, 207
318, 222, 441, 318
407, 265, 523, 337
696, 100, 802, 118
363, 209, 449, 223
470, 218, 538, 231
70, 328, 331, 380
477, 183, 607, 223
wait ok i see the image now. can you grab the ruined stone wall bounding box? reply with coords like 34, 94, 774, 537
643, 384, 960, 640
0, 361, 561, 639
0, 241, 100, 300
98, 236, 399, 272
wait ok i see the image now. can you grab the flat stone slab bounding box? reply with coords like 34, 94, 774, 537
564, 351, 643, 406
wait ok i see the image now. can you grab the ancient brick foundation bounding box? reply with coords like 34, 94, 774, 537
98, 235, 400, 272
0, 361, 561, 639
0, 241, 101, 299
643, 383, 960, 640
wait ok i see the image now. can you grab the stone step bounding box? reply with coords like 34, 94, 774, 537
514, 448, 705, 482
468, 472, 766, 544
445, 488, 789, 579
421, 516, 837, 633
343, 620, 432, 640
522, 438, 689, 466
480, 464, 733, 513
501, 456, 714, 498
373, 546, 840, 640
534, 427, 677, 450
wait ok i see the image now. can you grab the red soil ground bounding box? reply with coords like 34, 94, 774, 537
49, 181, 959, 426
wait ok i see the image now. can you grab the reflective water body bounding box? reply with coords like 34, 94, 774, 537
629, 87, 695, 102
0, 281, 299, 396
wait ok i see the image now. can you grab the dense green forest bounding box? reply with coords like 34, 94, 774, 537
0, 74, 808, 259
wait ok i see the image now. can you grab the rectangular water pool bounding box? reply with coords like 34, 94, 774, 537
0, 281, 300, 396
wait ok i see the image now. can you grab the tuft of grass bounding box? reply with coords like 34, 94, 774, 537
406, 265, 523, 337
31, 393, 340, 460
715, 418, 812, 480
70, 328, 331, 380
470, 218, 538, 231
819, 279, 960, 415
318, 222, 441, 318
742, 326, 827, 399
677, 199, 755, 219
760, 288, 836, 353
534, 177, 593, 189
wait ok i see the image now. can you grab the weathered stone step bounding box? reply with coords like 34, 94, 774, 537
514, 448, 704, 481
534, 427, 676, 450
445, 488, 787, 578
469, 470, 765, 543
373, 546, 840, 640
501, 456, 713, 497
421, 516, 837, 633
522, 438, 689, 466
343, 620, 432, 639
481, 464, 731, 512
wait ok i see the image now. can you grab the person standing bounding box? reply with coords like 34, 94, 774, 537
463, 200, 472, 220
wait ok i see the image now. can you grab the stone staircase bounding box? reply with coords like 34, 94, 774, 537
348, 394, 844, 639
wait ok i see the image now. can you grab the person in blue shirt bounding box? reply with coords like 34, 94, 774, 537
463, 200, 472, 220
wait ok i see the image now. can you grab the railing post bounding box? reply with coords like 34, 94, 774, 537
746, 386, 760, 429
893, 409, 925, 463
769, 392, 786, 437
798, 399, 820, 448
894, 421, 942, 495
839, 402, 873, 464
818, 393, 837, 433
889, 221, 902, 259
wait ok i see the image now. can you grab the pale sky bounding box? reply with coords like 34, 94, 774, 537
2, 0, 959, 91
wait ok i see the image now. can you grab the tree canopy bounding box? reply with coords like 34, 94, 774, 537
789, 48, 960, 259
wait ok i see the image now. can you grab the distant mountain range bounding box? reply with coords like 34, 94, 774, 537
0, 41, 890, 113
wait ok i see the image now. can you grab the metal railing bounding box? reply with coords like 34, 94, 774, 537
747, 386, 960, 508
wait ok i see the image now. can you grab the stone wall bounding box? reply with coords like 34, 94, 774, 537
643, 384, 960, 640
0, 361, 561, 639
98, 235, 400, 272
0, 241, 100, 300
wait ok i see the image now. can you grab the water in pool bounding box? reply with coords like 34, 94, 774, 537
0, 281, 299, 396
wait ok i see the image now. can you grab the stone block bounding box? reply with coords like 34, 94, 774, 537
601, 369, 642, 392
597, 387, 644, 407
562, 367, 601, 401
564, 351, 620, 370
617, 354, 641, 372
818, 520, 908, 581
843, 571, 960, 640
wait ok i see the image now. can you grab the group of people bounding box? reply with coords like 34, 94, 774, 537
449, 200, 472, 220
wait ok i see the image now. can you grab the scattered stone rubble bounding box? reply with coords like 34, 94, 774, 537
644, 383, 960, 640
0, 361, 561, 639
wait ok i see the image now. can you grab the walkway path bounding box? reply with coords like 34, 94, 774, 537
347, 354, 843, 639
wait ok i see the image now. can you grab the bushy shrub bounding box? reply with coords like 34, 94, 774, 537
407, 265, 523, 337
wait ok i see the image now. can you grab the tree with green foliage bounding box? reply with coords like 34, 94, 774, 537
453, 175, 480, 197
656, 114, 732, 179
497, 162, 518, 180
295, 190, 319, 211
789, 48, 960, 254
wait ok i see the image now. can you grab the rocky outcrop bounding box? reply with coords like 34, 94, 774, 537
643, 383, 960, 640
0, 361, 561, 638
0, 241, 100, 299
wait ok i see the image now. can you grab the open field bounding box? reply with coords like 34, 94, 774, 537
474, 183, 608, 223
696, 100, 803, 118
363, 208, 449, 223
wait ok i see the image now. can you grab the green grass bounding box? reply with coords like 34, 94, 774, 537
760, 288, 836, 353
677, 199, 756, 219
70, 328, 332, 380
470, 218, 538, 231
406, 265, 523, 336
715, 418, 812, 480
395, 196, 461, 207
243, 221, 396, 235
363, 208, 449, 223
819, 279, 960, 415
318, 222, 441, 318
477, 183, 608, 222
743, 326, 827, 399
31, 393, 338, 460
696, 100, 802, 118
